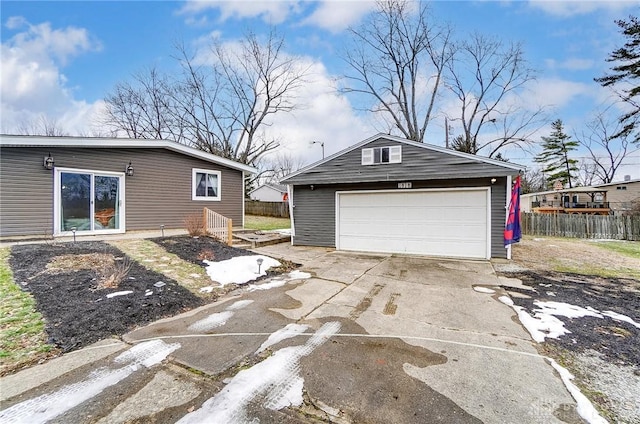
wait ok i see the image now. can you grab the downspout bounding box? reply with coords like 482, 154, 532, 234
287, 184, 295, 244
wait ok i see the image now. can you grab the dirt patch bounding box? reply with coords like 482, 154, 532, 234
502, 271, 640, 366
511, 237, 640, 279
9, 242, 204, 353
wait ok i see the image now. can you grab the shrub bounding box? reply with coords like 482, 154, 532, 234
184, 213, 205, 237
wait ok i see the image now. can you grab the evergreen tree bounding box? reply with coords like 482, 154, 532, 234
595, 16, 640, 141
535, 119, 579, 188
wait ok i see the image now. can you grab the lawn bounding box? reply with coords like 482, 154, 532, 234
0, 247, 54, 376
593, 240, 640, 260
244, 215, 291, 231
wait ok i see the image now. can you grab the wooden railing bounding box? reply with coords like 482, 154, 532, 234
203, 207, 233, 245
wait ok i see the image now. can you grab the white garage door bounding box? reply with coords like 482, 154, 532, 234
337, 189, 489, 259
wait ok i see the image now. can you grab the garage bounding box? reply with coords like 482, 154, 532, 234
337, 189, 490, 259
280, 134, 522, 260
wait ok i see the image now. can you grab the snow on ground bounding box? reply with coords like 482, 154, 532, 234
473, 286, 496, 294
548, 359, 608, 424
499, 298, 640, 342
270, 229, 291, 235
188, 300, 255, 333
203, 255, 281, 286
0, 340, 180, 424
177, 322, 341, 424
255, 324, 310, 354
246, 270, 312, 292
106, 290, 133, 299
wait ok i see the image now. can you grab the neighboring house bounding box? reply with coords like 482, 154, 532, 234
521, 178, 639, 215
248, 183, 288, 202
0, 135, 256, 239
280, 134, 523, 260
593, 179, 640, 215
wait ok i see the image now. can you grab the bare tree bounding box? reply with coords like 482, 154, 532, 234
104, 30, 308, 166
520, 166, 546, 193
103, 67, 181, 140
446, 33, 544, 157
579, 108, 631, 184
259, 152, 308, 184
16, 115, 68, 136
341, 0, 452, 142
576, 159, 599, 187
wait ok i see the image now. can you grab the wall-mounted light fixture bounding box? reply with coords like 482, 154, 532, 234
125, 162, 134, 177
491, 178, 497, 184
310, 185, 315, 191
43, 153, 54, 170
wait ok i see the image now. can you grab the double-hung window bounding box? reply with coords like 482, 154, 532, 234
192, 169, 221, 201
361, 146, 402, 165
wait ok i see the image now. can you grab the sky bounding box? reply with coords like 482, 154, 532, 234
1, 0, 639, 180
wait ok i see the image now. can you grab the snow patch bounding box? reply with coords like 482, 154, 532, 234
204, 255, 281, 286
226, 299, 254, 310
601, 310, 640, 329
287, 270, 311, 280
177, 322, 341, 424
188, 311, 234, 332
199, 286, 214, 293
106, 290, 133, 298
473, 286, 496, 294
247, 280, 287, 292
0, 340, 180, 424
501, 299, 639, 343
548, 359, 608, 424
256, 323, 310, 354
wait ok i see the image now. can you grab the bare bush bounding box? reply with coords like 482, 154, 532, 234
98, 257, 132, 289
184, 213, 205, 237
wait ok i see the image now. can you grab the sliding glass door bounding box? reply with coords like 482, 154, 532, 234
56, 169, 124, 235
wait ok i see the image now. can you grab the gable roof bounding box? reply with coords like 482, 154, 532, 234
248, 183, 288, 195
0, 134, 257, 174
281, 133, 523, 184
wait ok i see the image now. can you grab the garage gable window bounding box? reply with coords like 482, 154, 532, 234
192, 168, 221, 201
362, 146, 402, 165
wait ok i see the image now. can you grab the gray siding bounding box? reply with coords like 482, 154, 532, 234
0, 147, 243, 237
283, 137, 518, 185
292, 177, 509, 259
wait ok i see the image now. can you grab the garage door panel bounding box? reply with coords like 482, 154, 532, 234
338, 190, 489, 259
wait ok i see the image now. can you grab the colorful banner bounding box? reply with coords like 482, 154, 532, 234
504, 175, 522, 246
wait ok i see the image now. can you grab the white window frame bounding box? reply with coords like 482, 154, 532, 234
192, 168, 222, 201
53, 167, 126, 236
361, 146, 402, 165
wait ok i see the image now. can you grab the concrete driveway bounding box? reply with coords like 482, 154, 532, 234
0, 245, 581, 423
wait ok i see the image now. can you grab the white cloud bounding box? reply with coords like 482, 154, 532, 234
261, 59, 371, 165
179, 1, 301, 25
526, 78, 592, 110
301, 0, 376, 33
528, 0, 635, 17
0, 17, 105, 135
545, 58, 594, 71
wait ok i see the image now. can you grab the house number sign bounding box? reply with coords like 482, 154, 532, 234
398, 182, 412, 189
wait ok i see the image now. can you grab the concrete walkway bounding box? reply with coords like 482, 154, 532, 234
0, 244, 582, 423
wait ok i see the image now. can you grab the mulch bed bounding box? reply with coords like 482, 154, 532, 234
150, 235, 299, 277
9, 241, 205, 353
151, 235, 255, 264
499, 271, 640, 366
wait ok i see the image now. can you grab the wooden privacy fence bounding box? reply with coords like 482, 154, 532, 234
203, 207, 232, 245
245, 201, 290, 218
521, 212, 640, 241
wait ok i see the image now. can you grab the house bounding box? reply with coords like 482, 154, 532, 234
0, 135, 256, 239
280, 134, 523, 260
248, 183, 289, 202
593, 178, 640, 214
520, 187, 611, 215
521, 178, 639, 215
